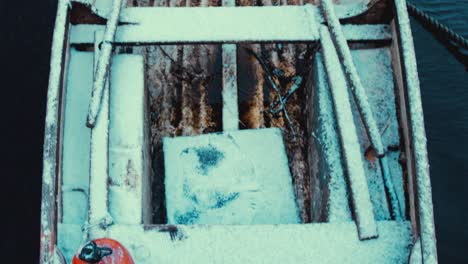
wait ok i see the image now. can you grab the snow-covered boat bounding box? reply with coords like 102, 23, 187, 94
41, 0, 438, 263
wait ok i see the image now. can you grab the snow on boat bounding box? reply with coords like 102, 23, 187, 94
41, 0, 437, 263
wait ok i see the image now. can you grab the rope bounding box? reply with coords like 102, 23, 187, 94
407, 2, 468, 50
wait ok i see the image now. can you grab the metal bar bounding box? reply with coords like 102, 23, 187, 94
320, 26, 378, 240
86, 0, 124, 128
320, 0, 402, 221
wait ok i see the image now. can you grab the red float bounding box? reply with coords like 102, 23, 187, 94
72, 238, 134, 264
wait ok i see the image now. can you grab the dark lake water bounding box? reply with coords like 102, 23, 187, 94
1, 0, 467, 262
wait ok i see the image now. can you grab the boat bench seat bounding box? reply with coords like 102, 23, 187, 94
163, 128, 300, 224
107, 54, 152, 224
58, 221, 412, 263
87, 51, 152, 232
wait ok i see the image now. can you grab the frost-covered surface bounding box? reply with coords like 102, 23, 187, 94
350, 48, 405, 220
222, 44, 239, 131
394, 0, 438, 262
221, 0, 237, 131
59, 221, 412, 263
53, 246, 66, 264
342, 24, 392, 41
313, 54, 352, 222
108, 54, 151, 224
409, 238, 422, 264
41, 0, 69, 262
321, 0, 402, 221
321, 0, 384, 156
107, 221, 410, 263
71, 0, 115, 19
57, 53, 151, 261
69, 22, 391, 44
118, 2, 375, 23
319, 26, 377, 240
86, 0, 123, 128
59, 219, 412, 264
58, 223, 83, 262
333, 1, 367, 19
119, 6, 320, 43
62, 49, 93, 225
314, 47, 407, 223
94, 0, 114, 16
350, 49, 400, 150
72, 0, 375, 22
163, 128, 300, 224
88, 43, 110, 239
222, 0, 235, 6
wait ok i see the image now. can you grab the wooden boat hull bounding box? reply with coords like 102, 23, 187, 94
40, 0, 437, 263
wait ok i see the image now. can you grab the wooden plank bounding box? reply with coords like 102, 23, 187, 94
59, 221, 412, 263
108, 54, 152, 224
87, 32, 111, 239
393, 0, 438, 262
40, 1, 69, 262
70, 22, 392, 45
85, 0, 124, 128
61, 49, 93, 225
390, 19, 418, 235
71, 0, 380, 23
312, 53, 352, 222
320, 26, 377, 240
222, 46, 239, 131
68, 7, 392, 44
321, 0, 402, 221
221, 0, 239, 131
118, 5, 318, 43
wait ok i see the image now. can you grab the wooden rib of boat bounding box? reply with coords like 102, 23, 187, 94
40, 0, 438, 263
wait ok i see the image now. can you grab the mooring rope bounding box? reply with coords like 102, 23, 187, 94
407, 2, 468, 50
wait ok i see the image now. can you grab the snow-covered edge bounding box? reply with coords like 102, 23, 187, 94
320, 26, 377, 240
71, 0, 105, 16
394, 0, 437, 263
87, 33, 111, 239
70, 0, 378, 24
320, 0, 385, 156
314, 54, 352, 221
59, 220, 412, 263
222, 46, 239, 131
69, 22, 391, 45
221, 0, 238, 131
86, 0, 123, 128
321, 0, 402, 221
41, 0, 69, 263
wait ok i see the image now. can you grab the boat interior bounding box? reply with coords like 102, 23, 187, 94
46, 0, 430, 262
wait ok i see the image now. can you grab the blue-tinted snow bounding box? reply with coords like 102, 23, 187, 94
163, 128, 300, 224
